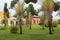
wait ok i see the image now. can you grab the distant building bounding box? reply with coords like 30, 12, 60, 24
0, 11, 16, 26
0, 11, 4, 26
31, 15, 40, 24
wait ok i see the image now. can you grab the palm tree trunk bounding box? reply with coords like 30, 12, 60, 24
46, 12, 53, 34
48, 20, 52, 34
19, 15, 22, 34
4, 15, 8, 28
48, 15, 53, 34
26, 12, 29, 27
30, 20, 31, 30
30, 14, 32, 30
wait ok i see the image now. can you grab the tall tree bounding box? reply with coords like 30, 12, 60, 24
4, 3, 9, 28
16, 2, 24, 34
24, 0, 37, 4
10, 0, 24, 34
54, 2, 60, 11
25, 7, 29, 27
42, 0, 54, 34
26, 4, 35, 30
10, 0, 18, 8
24, 0, 37, 29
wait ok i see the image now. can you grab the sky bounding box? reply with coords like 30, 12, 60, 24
0, 0, 60, 19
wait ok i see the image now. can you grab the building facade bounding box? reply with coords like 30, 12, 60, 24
0, 11, 13, 26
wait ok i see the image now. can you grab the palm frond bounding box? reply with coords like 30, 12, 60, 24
15, 2, 23, 14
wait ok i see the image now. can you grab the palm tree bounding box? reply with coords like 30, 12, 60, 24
24, 0, 37, 29
25, 7, 29, 27
42, 0, 54, 34
15, 2, 24, 34
26, 4, 35, 30
10, 0, 24, 34
4, 3, 9, 28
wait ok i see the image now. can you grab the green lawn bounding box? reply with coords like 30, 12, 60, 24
0, 25, 60, 40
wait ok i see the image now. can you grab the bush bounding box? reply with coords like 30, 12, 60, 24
52, 21, 58, 27
39, 22, 43, 25
45, 21, 58, 27
10, 27, 18, 34
58, 20, 60, 24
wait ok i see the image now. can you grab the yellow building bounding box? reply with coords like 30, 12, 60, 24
0, 11, 12, 26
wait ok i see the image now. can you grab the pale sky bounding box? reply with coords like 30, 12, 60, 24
0, 0, 60, 19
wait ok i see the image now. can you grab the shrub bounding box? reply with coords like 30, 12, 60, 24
10, 27, 18, 34
58, 20, 60, 24
45, 21, 58, 27
52, 21, 58, 27
39, 22, 43, 25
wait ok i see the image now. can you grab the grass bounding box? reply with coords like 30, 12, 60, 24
0, 24, 60, 40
